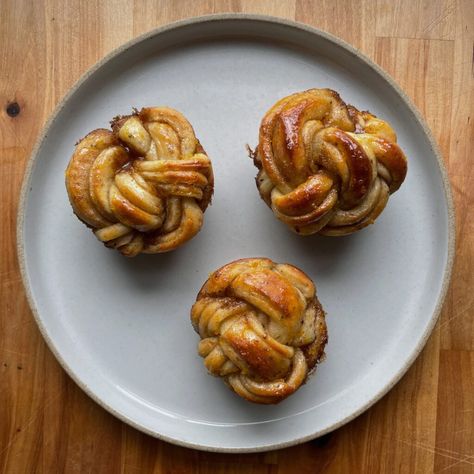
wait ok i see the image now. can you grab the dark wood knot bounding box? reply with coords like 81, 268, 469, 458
6, 102, 20, 117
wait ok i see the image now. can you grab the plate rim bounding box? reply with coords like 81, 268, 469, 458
16, 13, 456, 452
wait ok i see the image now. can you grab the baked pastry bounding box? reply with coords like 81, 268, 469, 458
191, 258, 327, 404
65, 107, 213, 256
252, 88, 408, 235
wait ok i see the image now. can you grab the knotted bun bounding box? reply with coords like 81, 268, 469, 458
191, 258, 327, 404
66, 107, 213, 256
253, 89, 407, 235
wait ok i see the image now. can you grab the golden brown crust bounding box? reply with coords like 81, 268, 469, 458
65, 107, 214, 256
191, 258, 327, 404
66, 129, 120, 228
254, 88, 408, 236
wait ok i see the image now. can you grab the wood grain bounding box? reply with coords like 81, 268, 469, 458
1, 0, 472, 472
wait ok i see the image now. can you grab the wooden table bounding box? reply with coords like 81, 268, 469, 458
1, 1, 472, 472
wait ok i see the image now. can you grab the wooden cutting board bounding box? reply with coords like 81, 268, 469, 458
1, 1, 472, 472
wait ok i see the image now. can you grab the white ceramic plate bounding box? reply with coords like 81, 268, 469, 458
18, 14, 454, 452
